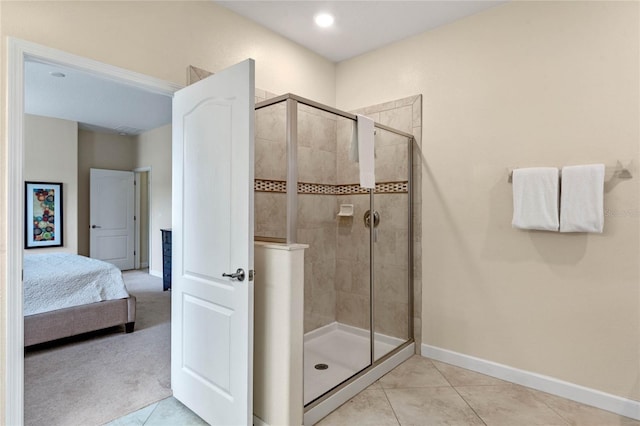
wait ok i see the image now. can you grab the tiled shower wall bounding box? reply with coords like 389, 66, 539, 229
254, 93, 422, 350
254, 95, 340, 332
255, 91, 287, 240
297, 105, 338, 332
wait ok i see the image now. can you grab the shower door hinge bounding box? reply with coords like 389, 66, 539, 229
248, 270, 255, 282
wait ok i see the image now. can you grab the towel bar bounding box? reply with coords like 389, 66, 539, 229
508, 164, 632, 183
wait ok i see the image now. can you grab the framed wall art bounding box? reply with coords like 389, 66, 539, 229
25, 181, 63, 248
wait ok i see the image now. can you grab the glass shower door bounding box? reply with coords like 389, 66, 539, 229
372, 128, 412, 361
300, 110, 373, 405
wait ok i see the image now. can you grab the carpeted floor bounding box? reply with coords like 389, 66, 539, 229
24, 270, 172, 426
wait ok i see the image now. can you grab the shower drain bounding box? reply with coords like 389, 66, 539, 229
314, 363, 329, 370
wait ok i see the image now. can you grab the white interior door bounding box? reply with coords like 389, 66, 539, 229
90, 168, 135, 270
171, 59, 255, 425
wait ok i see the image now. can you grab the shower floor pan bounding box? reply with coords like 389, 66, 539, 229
304, 322, 404, 405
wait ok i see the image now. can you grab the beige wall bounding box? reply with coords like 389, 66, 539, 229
337, 1, 640, 401
0, 1, 335, 415
77, 130, 137, 256
135, 125, 172, 277
24, 114, 78, 254
0, 1, 335, 106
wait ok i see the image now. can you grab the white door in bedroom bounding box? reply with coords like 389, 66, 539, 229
171, 59, 255, 425
89, 168, 135, 270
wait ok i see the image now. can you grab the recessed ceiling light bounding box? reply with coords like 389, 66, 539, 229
314, 13, 334, 28
49, 71, 66, 78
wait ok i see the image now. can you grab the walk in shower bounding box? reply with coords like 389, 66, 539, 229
255, 94, 416, 423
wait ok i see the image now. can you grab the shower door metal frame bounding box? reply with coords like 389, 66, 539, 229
255, 93, 416, 409
285, 98, 298, 244
257, 93, 415, 138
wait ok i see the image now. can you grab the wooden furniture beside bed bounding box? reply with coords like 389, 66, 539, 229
161, 228, 172, 291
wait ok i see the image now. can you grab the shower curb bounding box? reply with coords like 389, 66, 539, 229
303, 343, 414, 425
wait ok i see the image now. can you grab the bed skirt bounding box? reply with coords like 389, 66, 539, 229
24, 296, 136, 347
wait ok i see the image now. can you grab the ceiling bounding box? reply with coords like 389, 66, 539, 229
25, 1, 505, 134
25, 60, 172, 135
216, 1, 506, 62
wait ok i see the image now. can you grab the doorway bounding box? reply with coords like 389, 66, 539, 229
6, 37, 181, 424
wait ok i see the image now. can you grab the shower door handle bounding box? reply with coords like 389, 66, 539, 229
363, 210, 380, 228
364, 210, 380, 243
222, 268, 245, 282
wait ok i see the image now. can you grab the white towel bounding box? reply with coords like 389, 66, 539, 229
560, 164, 605, 233
512, 167, 560, 231
357, 114, 375, 188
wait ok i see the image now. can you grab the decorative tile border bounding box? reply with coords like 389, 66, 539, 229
298, 182, 335, 194
336, 182, 408, 195
255, 179, 286, 193
254, 179, 408, 194
335, 184, 369, 195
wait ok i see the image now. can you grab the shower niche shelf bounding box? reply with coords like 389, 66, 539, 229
337, 204, 354, 217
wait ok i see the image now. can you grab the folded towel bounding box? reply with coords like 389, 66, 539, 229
560, 164, 605, 233
512, 167, 560, 231
357, 114, 375, 189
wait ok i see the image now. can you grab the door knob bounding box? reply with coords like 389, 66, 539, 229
363, 210, 380, 228
91, 225, 102, 229
222, 268, 245, 282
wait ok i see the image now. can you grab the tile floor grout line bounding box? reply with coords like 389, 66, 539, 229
380, 385, 403, 426
311, 356, 640, 426
521, 388, 572, 426
379, 385, 460, 390
429, 360, 489, 426
142, 401, 161, 425
449, 385, 489, 426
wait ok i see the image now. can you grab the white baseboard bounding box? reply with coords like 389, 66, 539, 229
140, 261, 149, 268
421, 344, 640, 421
149, 269, 162, 278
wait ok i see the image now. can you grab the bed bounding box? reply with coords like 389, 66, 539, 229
23, 253, 136, 347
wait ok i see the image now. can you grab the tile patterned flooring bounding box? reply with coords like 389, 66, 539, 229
109, 355, 640, 426
317, 355, 640, 426
106, 397, 207, 426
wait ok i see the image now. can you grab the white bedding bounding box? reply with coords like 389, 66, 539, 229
24, 253, 130, 316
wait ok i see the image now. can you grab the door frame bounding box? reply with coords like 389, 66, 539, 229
5, 37, 182, 425
134, 167, 151, 270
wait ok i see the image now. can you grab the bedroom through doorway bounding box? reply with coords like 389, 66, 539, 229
10, 39, 180, 425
